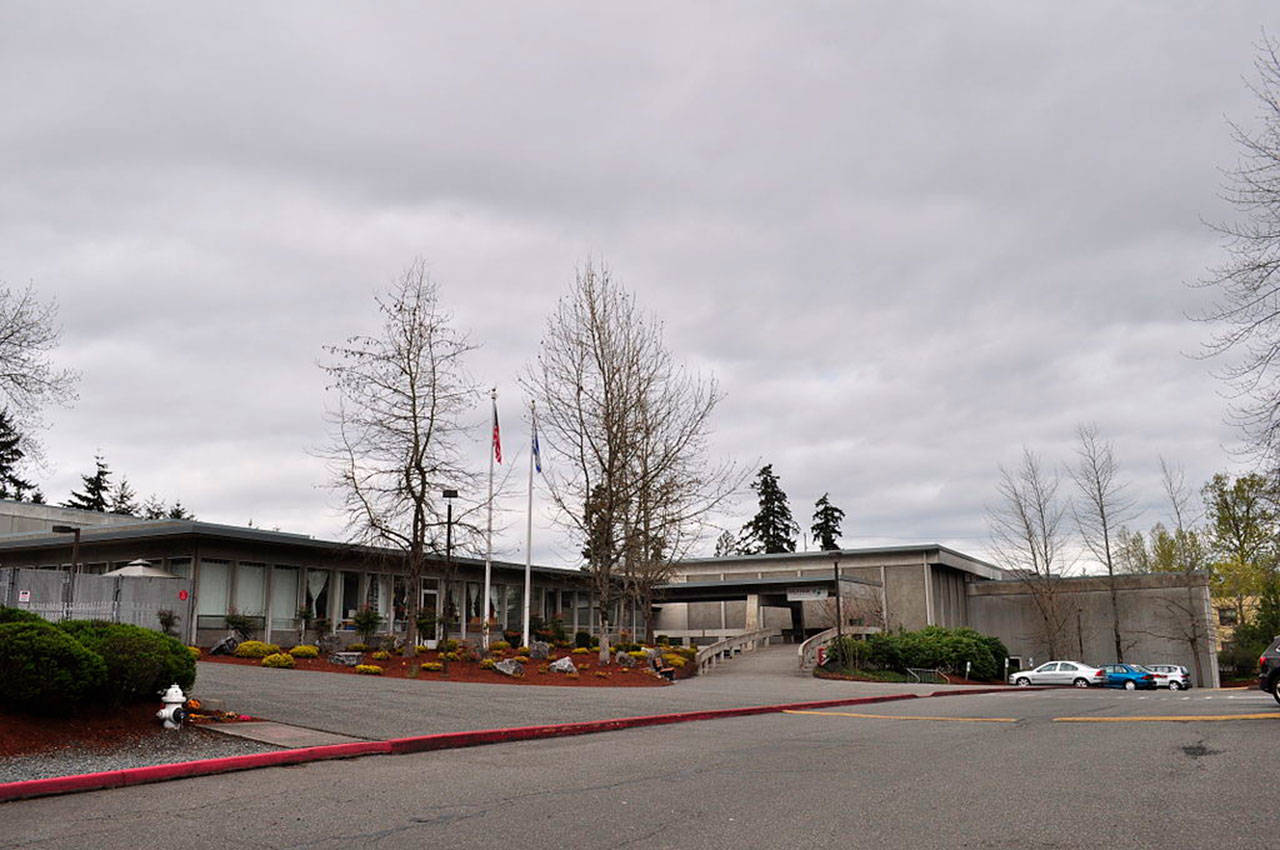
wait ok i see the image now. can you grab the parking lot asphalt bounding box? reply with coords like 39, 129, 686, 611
190, 646, 957, 739
4, 685, 1275, 849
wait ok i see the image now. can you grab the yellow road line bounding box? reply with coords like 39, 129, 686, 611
1054, 713, 1280, 723
783, 709, 1018, 723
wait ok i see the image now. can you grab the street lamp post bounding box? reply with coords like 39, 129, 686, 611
442, 489, 457, 640
52, 524, 80, 620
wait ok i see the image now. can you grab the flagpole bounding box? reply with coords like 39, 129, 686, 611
522, 400, 536, 649
483, 388, 496, 650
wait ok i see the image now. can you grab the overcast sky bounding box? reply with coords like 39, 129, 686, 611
2, 3, 1276, 569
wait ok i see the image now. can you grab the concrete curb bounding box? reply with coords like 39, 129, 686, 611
0, 688, 1041, 803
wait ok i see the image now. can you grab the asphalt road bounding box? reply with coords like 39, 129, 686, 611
3, 686, 1276, 849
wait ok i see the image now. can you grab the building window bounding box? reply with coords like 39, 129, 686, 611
1218, 607, 1239, 626
197, 560, 230, 628
234, 563, 267, 618
271, 566, 299, 631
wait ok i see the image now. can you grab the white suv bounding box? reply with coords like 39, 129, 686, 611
1144, 664, 1192, 690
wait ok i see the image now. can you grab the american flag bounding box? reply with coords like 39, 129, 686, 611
491, 396, 502, 463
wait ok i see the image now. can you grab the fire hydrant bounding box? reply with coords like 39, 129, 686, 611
156, 683, 188, 730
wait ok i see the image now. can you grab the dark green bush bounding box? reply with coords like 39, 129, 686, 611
0, 620, 106, 714
58, 620, 196, 704
352, 606, 383, 644
824, 626, 1007, 681
0, 606, 45, 625
574, 630, 592, 649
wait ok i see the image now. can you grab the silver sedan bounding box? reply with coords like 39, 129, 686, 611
1009, 660, 1106, 688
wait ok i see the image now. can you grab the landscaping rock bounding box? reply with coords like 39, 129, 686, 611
494, 658, 524, 677
549, 656, 577, 674
530, 641, 550, 659
329, 651, 363, 667
615, 651, 637, 667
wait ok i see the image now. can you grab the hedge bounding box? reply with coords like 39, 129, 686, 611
825, 626, 1009, 681
57, 620, 197, 704
0, 620, 107, 714
0, 606, 45, 625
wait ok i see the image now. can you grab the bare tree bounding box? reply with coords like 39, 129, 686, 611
1196, 37, 1280, 463
0, 282, 77, 421
320, 260, 480, 655
1140, 458, 1215, 687
523, 261, 738, 659
988, 448, 1072, 658
1069, 424, 1136, 662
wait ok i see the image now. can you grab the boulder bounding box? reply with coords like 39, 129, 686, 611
549, 656, 577, 674
329, 651, 364, 667
494, 658, 525, 677
530, 641, 551, 659
615, 651, 637, 668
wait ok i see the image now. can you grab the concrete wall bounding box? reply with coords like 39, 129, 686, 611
0, 501, 145, 536
967, 572, 1219, 687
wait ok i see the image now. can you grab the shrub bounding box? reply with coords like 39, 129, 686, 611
572, 647, 590, 655
347, 643, 371, 652
574, 630, 592, 649
439, 651, 461, 662
289, 644, 319, 658
661, 653, 687, 668
479, 657, 497, 669
656, 635, 671, 646
354, 664, 383, 675
371, 650, 391, 660
627, 650, 648, 660
673, 646, 697, 660
352, 606, 383, 644
262, 652, 295, 669
437, 638, 459, 653
415, 644, 429, 654
420, 662, 443, 672
515, 646, 530, 655
156, 609, 179, 637
58, 620, 197, 703
490, 640, 511, 652
0, 620, 107, 714
224, 612, 255, 639
232, 640, 282, 659
514, 656, 530, 664
0, 606, 44, 625
187, 646, 202, 660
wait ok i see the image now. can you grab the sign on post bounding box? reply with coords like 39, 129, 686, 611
17, 589, 30, 603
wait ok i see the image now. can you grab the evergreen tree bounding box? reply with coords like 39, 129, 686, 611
167, 500, 194, 520
108, 477, 139, 516
810, 492, 846, 551
739, 464, 798, 554
141, 494, 167, 519
63, 455, 111, 512
713, 529, 738, 557
0, 409, 36, 501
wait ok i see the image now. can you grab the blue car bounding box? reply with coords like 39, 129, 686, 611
1098, 663, 1158, 690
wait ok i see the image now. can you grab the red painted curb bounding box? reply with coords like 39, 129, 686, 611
0, 686, 1034, 803
387, 693, 923, 754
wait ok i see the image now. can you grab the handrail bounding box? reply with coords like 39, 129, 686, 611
694, 627, 781, 675
798, 627, 840, 670
797, 625, 884, 670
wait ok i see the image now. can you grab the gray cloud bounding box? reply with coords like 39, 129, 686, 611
0, 2, 1274, 566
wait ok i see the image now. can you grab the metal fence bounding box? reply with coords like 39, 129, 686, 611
0, 567, 193, 632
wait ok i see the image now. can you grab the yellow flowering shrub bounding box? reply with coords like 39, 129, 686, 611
371, 650, 391, 660
288, 645, 319, 658
354, 664, 383, 675
234, 640, 281, 659
262, 652, 295, 669
420, 662, 444, 672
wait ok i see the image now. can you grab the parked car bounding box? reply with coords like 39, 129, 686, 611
1098, 663, 1158, 690
1009, 661, 1106, 687
1258, 638, 1280, 704
1144, 664, 1192, 690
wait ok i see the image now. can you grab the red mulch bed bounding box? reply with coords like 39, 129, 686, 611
1, 703, 165, 759
199, 649, 683, 687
